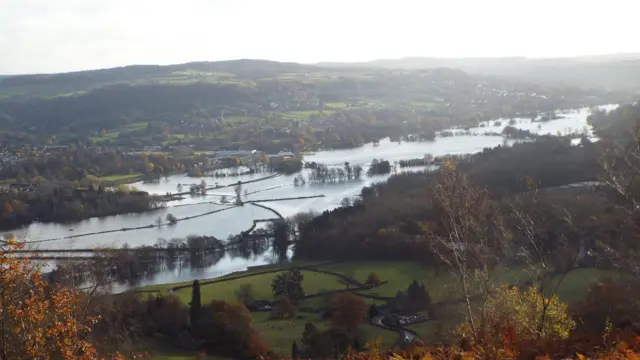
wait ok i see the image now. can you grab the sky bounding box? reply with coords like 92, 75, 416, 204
1, 0, 638, 74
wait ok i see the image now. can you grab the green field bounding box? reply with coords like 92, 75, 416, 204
89, 131, 119, 142
138, 260, 615, 355
135, 338, 225, 360
138, 262, 401, 353
99, 173, 143, 182
157, 270, 345, 306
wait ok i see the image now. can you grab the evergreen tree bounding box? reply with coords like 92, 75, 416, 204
369, 303, 380, 319
302, 322, 319, 347
190, 280, 202, 326
407, 280, 420, 300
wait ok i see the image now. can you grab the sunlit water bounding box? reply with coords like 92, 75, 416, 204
2, 105, 618, 287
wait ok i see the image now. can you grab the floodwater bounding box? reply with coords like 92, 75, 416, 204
2, 105, 618, 287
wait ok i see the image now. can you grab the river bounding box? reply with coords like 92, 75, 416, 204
1, 105, 618, 288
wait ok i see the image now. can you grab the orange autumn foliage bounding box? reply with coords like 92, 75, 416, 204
264, 332, 640, 360
330, 292, 367, 333
334, 335, 640, 360
0, 235, 141, 359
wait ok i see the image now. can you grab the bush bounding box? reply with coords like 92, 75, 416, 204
572, 278, 640, 333
365, 272, 381, 286
166, 213, 178, 225
461, 285, 574, 343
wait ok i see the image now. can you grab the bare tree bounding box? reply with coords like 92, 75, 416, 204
598, 120, 640, 277
509, 189, 580, 339
428, 164, 511, 338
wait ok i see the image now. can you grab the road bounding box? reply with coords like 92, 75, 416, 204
370, 315, 416, 345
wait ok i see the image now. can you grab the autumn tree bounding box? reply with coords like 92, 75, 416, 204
462, 285, 574, 345
428, 162, 511, 338
0, 235, 136, 359
509, 189, 585, 340
598, 114, 640, 280
200, 300, 268, 358
330, 292, 367, 333
1, 201, 13, 215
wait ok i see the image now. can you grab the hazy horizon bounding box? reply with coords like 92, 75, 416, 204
2, 0, 639, 75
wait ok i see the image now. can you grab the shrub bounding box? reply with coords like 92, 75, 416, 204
572, 278, 640, 333
461, 285, 575, 343
365, 272, 381, 286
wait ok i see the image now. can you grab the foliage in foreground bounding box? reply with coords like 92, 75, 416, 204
0, 235, 139, 359
341, 334, 640, 360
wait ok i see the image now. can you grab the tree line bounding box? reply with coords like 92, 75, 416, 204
0, 147, 196, 182
0, 182, 161, 230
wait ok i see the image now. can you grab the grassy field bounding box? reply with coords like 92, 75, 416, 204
327, 261, 530, 302
138, 260, 615, 355
552, 267, 618, 303
249, 311, 396, 353
89, 131, 119, 142
138, 262, 399, 353
135, 338, 225, 360
139, 259, 615, 312
156, 270, 345, 305
99, 173, 143, 182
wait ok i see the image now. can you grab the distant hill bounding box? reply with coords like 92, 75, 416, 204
4, 54, 640, 98
0, 59, 319, 99
318, 54, 640, 91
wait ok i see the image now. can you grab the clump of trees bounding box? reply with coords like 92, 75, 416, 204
0, 182, 161, 230
267, 157, 303, 174
367, 159, 391, 176
166, 213, 178, 224
1, 149, 188, 182
296, 162, 364, 186
501, 125, 536, 139
398, 158, 430, 168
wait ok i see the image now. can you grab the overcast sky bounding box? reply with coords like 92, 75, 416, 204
1, 0, 638, 74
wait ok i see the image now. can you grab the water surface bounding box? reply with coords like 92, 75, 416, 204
2, 105, 618, 286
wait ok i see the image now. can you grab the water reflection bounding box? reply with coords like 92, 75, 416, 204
48, 233, 288, 293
